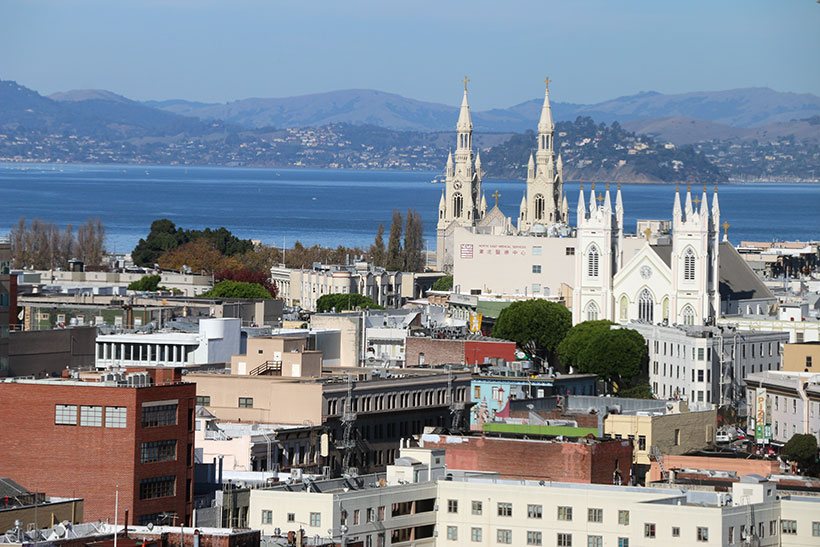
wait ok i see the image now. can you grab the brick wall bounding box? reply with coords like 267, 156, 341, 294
646, 455, 780, 483
463, 340, 516, 365
405, 337, 516, 367
422, 435, 632, 484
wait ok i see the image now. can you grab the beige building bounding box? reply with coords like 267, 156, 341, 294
603, 402, 717, 465
230, 333, 322, 377
310, 312, 363, 367
782, 342, 820, 372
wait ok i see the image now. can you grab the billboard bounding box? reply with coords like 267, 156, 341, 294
754, 387, 770, 443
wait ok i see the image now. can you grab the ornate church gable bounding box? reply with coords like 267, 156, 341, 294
613, 243, 673, 324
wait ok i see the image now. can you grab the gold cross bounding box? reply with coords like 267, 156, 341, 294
714, 184, 719, 193
544, 77, 550, 90
463, 75, 470, 91
722, 221, 730, 234
702, 184, 707, 193
492, 190, 500, 207
687, 184, 692, 192
596, 195, 604, 203
644, 227, 652, 240
591, 182, 596, 191
693, 196, 701, 207
605, 182, 610, 191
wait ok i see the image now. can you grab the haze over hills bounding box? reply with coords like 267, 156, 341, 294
128, 87, 820, 140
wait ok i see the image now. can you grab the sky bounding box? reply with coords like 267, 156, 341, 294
1, 0, 818, 109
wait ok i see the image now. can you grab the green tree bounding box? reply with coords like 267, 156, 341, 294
132, 219, 188, 267
577, 328, 648, 392
370, 224, 386, 267
403, 209, 424, 272
201, 280, 272, 299
781, 434, 819, 473
491, 299, 571, 368
127, 274, 162, 292
432, 275, 453, 291
557, 320, 615, 370
385, 210, 403, 271
316, 293, 383, 313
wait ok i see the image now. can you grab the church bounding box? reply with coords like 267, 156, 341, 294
437, 80, 773, 328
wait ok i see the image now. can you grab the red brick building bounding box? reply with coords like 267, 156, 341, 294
405, 336, 516, 367
0, 369, 195, 525
421, 434, 633, 484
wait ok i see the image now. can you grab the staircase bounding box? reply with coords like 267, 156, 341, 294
249, 360, 283, 376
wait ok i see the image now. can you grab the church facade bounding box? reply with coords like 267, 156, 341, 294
439, 80, 771, 329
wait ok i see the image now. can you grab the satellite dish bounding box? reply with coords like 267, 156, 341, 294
147, 523, 154, 531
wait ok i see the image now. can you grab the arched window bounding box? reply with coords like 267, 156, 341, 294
662, 297, 670, 322
638, 288, 654, 323
619, 295, 629, 322
586, 301, 599, 322
453, 192, 463, 218
684, 248, 696, 281
587, 245, 600, 278
534, 194, 545, 220
682, 305, 695, 326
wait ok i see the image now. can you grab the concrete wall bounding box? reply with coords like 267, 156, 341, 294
783, 342, 820, 372
310, 314, 361, 367
646, 455, 780, 483
7, 326, 96, 377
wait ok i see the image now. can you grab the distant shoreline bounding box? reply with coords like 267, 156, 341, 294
1, 160, 818, 185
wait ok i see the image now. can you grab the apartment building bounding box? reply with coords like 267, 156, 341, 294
0, 370, 196, 525
0, 238, 14, 375
630, 322, 787, 416
782, 342, 820, 372
744, 370, 820, 445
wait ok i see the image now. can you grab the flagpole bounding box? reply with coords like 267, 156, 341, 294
113, 484, 119, 547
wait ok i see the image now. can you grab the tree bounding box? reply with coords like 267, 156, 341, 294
403, 209, 424, 272
432, 275, 453, 291
76, 218, 106, 267
10, 217, 106, 269
557, 320, 615, 370
216, 268, 278, 298
201, 280, 272, 299
128, 274, 161, 292
781, 434, 818, 473
385, 210, 403, 271
576, 328, 648, 392
131, 219, 187, 267
491, 299, 571, 368
315, 293, 383, 313
370, 224, 386, 267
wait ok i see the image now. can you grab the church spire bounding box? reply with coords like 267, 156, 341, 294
673, 186, 682, 222
456, 77, 473, 135
527, 153, 535, 180
475, 150, 482, 176
684, 185, 694, 219
537, 78, 554, 136
577, 186, 586, 220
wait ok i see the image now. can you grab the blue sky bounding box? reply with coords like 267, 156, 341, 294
1, 0, 818, 108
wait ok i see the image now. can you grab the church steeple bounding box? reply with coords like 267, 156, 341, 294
456, 78, 473, 146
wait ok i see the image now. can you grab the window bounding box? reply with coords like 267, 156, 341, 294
557, 533, 572, 547
587, 245, 600, 277
684, 248, 696, 281
453, 192, 464, 218
619, 295, 628, 322
527, 504, 542, 519
497, 529, 512, 544
526, 531, 542, 545
782, 520, 797, 535
807, 356, 813, 368
639, 288, 654, 322
671, 527, 680, 537
728, 526, 735, 544
586, 301, 599, 322
105, 407, 127, 428
618, 539, 629, 547
287, 513, 295, 523
139, 476, 175, 500
565, 247, 575, 256
558, 506, 573, 521
682, 305, 695, 326
471, 527, 482, 542
471, 500, 482, 515
638, 435, 646, 451
447, 499, 458, 513
534, 194, 545, 220
674, 429, 681, 446
79, 405, 103, 427
618, 510, 630, 525
196, 396, 210, 406
140, 440, 177, 463
532, 265, 542, 274
367, 508, 375, 523
533, 246, 543, 256
308, 512, 320, 527
587, 537, 602, 547
446, 526, 458, 541
497, 502, 512, 517
696, 527, 709, 542
644, 523, 656, 538
377, 506, 385, 521
55, 404, 78, 425
141, 403, 178, 427
588, 508, 603, 523
812, 521, 820, 536
238, 397, 253, 408
261, 510, 272, 524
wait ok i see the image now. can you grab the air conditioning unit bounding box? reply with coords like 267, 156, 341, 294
290, 468, 303, 480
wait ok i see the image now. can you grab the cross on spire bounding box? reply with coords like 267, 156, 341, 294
492, 190, 500, 207
463, 75, 470, 91
693, 196, 701, 207
722, 221, 730, 234
544, 77, 550, 90
644, 227, 652, 240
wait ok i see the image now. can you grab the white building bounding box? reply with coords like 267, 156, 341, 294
95, 317, 241, 368
744, 370, 820, 446
630, 322, 788, 415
